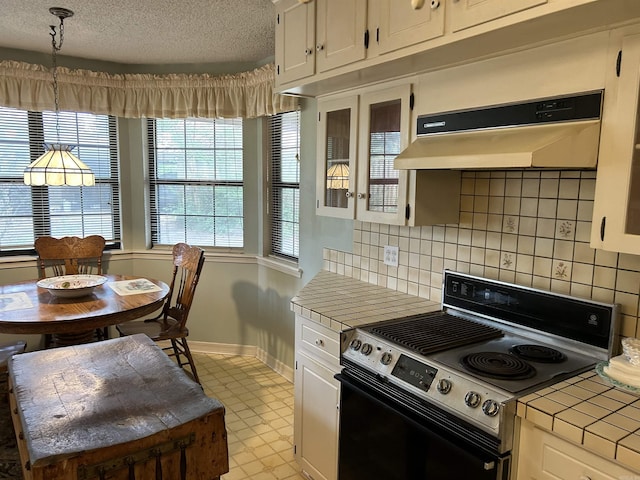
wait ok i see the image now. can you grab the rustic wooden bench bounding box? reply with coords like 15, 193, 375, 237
8, 334, 228, 480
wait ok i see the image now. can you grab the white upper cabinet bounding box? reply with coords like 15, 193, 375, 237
316, 0, 367, 73
356, 84, 412, 225
449, 0, 547, 32
376, 0, 444, 55
316, 82, 460, 226
274, 0, 639, 97
591, 29, 640, 254
275, 0, 367, 87
275, 0, 315, 85
316, 95, 359, 219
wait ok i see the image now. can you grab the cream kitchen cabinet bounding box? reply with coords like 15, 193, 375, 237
316, 94, 359, 219
274, 0, 315, 85
591, 29, 640, 255
449, 0, 547, 33
276, 0, 640, 97
374, 0, 444, 56
316, 82, 460, 225
356, 83, 414, 225
275, 0, 367, 87
293, 315, 341, 480
516, 419, 636, 480
375, 0, 545, 56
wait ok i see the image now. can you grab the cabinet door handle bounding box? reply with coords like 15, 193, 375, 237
411, 0, 425, 9
430, 0, 440, 9
345, 191, 354, 198
600, 216, 606, 241
316, 43, 325, 52
357, 192, 367, 199
315, 339, 325, 347
304, 48, 313, 56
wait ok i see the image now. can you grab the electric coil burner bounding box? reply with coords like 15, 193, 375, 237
510, 344, 567, 363
461, 352, 536, 380
339, 271, 620, 462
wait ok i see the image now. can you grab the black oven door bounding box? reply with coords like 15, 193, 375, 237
336, 369, 510, 480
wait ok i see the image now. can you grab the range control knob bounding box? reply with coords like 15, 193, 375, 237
380, 352, 393, 365
361, 343, 373, 356
464, 391, 482, 408
350, 339, 362, 351
482, 400, 500, 417
436, 378, 452, 394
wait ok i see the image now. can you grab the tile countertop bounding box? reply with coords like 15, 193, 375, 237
518, 370, 640, 472
295, 271, 640, 471
290, 270, 440, 332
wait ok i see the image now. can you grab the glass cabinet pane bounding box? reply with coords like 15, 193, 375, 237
626, 110, 640, 234
323, 108, 351, 209
367, 99, 401, 213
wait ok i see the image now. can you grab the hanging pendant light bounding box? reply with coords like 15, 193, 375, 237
326, 163, 350, 190
24, 7, 95, 187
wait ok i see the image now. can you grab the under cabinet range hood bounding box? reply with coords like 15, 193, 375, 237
394, 91, 603, 170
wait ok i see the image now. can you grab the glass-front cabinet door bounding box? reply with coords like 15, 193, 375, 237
591, 31, 640, 254
357, 84, 411, 225
316, 95, 358, 219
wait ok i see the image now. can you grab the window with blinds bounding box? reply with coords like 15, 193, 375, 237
368, 99, 401, 213
268, 111, 300, 261
0, 106, 120, 254
147, 117, 244, 248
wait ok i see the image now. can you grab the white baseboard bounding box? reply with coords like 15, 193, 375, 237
189, 340, 257, 356
255, 349, 294, 383
188, 341, 294, 383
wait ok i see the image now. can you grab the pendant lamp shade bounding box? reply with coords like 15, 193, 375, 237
326, 163, 349, 189
24, 143, 95, 186
23, 8, 95, 187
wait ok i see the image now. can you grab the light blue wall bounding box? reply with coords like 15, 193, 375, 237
0, 51, 353, 368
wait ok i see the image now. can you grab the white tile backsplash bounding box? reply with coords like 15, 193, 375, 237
325, 170, 640, 339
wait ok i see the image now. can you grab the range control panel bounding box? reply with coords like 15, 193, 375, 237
341, 329, 514, 436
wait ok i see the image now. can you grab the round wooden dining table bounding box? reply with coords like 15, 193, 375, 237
0, 274, 170, 346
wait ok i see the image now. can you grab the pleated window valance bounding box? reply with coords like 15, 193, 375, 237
0, 60, 298, 119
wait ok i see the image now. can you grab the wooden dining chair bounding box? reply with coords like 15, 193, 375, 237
116, 243, 205, 383
34, 235, 106, 279
34, 235, 107, 345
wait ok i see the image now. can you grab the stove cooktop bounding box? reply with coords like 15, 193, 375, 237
429, 332, 598, 394
340, 271, 619, 448
361, 312, 600, 394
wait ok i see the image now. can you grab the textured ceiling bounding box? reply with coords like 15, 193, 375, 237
0, 0, 276, 65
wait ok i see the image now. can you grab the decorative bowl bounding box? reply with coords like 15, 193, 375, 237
622, 337, 640, 367
36, 274, 107, 298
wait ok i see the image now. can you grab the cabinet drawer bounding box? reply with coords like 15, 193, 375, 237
296, 315, 340, 367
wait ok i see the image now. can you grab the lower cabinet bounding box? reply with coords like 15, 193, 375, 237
516, 419, 636, 480
294, 315, 341, 480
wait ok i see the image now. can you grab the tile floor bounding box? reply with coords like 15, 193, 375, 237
193, 352, 307, 480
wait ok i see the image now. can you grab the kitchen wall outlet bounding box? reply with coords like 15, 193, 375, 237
384, 245, 399, 267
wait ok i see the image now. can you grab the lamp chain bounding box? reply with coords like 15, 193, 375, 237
50, 17, 65, 140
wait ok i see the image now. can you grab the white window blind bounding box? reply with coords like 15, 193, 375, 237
268, 111, 300, 260
0, 106, 120, 253
368, 99, 401, 214
148, 117, 244, 248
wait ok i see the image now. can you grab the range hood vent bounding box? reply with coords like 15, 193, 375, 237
395, 91, 603, 170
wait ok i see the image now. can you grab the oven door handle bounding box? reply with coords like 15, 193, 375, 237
335, 371, 502, 471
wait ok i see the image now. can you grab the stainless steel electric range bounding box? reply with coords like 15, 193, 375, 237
336, 270, 619, 480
